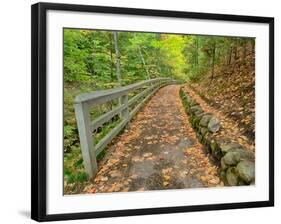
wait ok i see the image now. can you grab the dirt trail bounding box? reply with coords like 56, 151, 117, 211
84, 85, 223, 194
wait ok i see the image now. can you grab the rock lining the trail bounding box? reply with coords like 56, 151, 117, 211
180, 87, 255, 186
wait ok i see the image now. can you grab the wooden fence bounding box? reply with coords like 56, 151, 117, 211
74, 78, 178, 178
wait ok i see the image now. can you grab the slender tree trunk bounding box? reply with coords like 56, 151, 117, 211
90, 34, 96, 76
217, 49, 221, 64
109, 33, 114, 81
113, 32, 121, 85
138, 47, 150, 79
134, 33, 150, 79
211, 39, 216, 80
113, 32, 124, 117
107, 33, 114, 111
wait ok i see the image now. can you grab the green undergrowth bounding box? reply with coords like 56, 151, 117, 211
64, 117, 121, 193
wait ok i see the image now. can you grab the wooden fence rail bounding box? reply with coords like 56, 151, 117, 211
74, 78, 178, 178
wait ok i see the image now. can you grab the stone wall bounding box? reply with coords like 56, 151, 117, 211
180, 88, 255, 186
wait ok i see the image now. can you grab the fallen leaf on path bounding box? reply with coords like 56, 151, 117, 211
143, 152, 153, 158
163, 175, 171, 181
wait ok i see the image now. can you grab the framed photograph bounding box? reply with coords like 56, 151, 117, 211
31, 2, 274, 222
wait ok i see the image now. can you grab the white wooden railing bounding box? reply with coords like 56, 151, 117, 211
74, 78, 178, 178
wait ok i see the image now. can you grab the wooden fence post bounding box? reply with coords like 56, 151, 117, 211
121, 94, 129, 120
74, 102, 98, 178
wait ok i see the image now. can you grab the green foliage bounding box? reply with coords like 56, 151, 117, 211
74, 158, 84, 168
97, 150, 106, 161
64, 145, 89, 187
65, 171, 89, 184
64, 125, 75, 137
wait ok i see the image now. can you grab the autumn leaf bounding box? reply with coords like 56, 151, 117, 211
163, 175, 171, 181
100, 176, 108, 182
143, 152, 153, 158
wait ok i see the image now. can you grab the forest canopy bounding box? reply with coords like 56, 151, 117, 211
64, 29, 255, 86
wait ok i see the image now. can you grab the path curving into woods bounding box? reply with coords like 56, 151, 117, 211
83, 85, 223, 193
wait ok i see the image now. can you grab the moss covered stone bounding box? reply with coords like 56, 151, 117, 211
228, 148, 255, 162
226, 167, 239, 186
190, 105, 203, 114
207, 116, 221, 133
237, 160, 255, 183
199, 114, 213, 127
221, 159, 228, 170
222, 151, 240, 166
220, 142, 243, 154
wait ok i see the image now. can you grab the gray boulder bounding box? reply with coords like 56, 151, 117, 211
192, 113, 211, 129
220, 142, 243, 154
226, 167, 239, 186
222, 151, 240, 166
207, 117, 221, 133
194, 110, 204, 117
221, 159, 228, 170
199, 114, 213, 127
228, 148, 255, 162
195, 112, 211, 120
190, 105, 203, 114
237, 160, 255, 183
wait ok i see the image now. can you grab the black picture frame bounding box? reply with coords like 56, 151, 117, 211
31, 2, 274, 222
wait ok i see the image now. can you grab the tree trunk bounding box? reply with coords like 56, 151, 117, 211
113, 32, 121, 85
113, 32, 123, 115
134, 33, 150, 79
138, 47, 150, 79
211, 39, 216, 80
109, 33, 114, 81
217, 49, 221, 64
